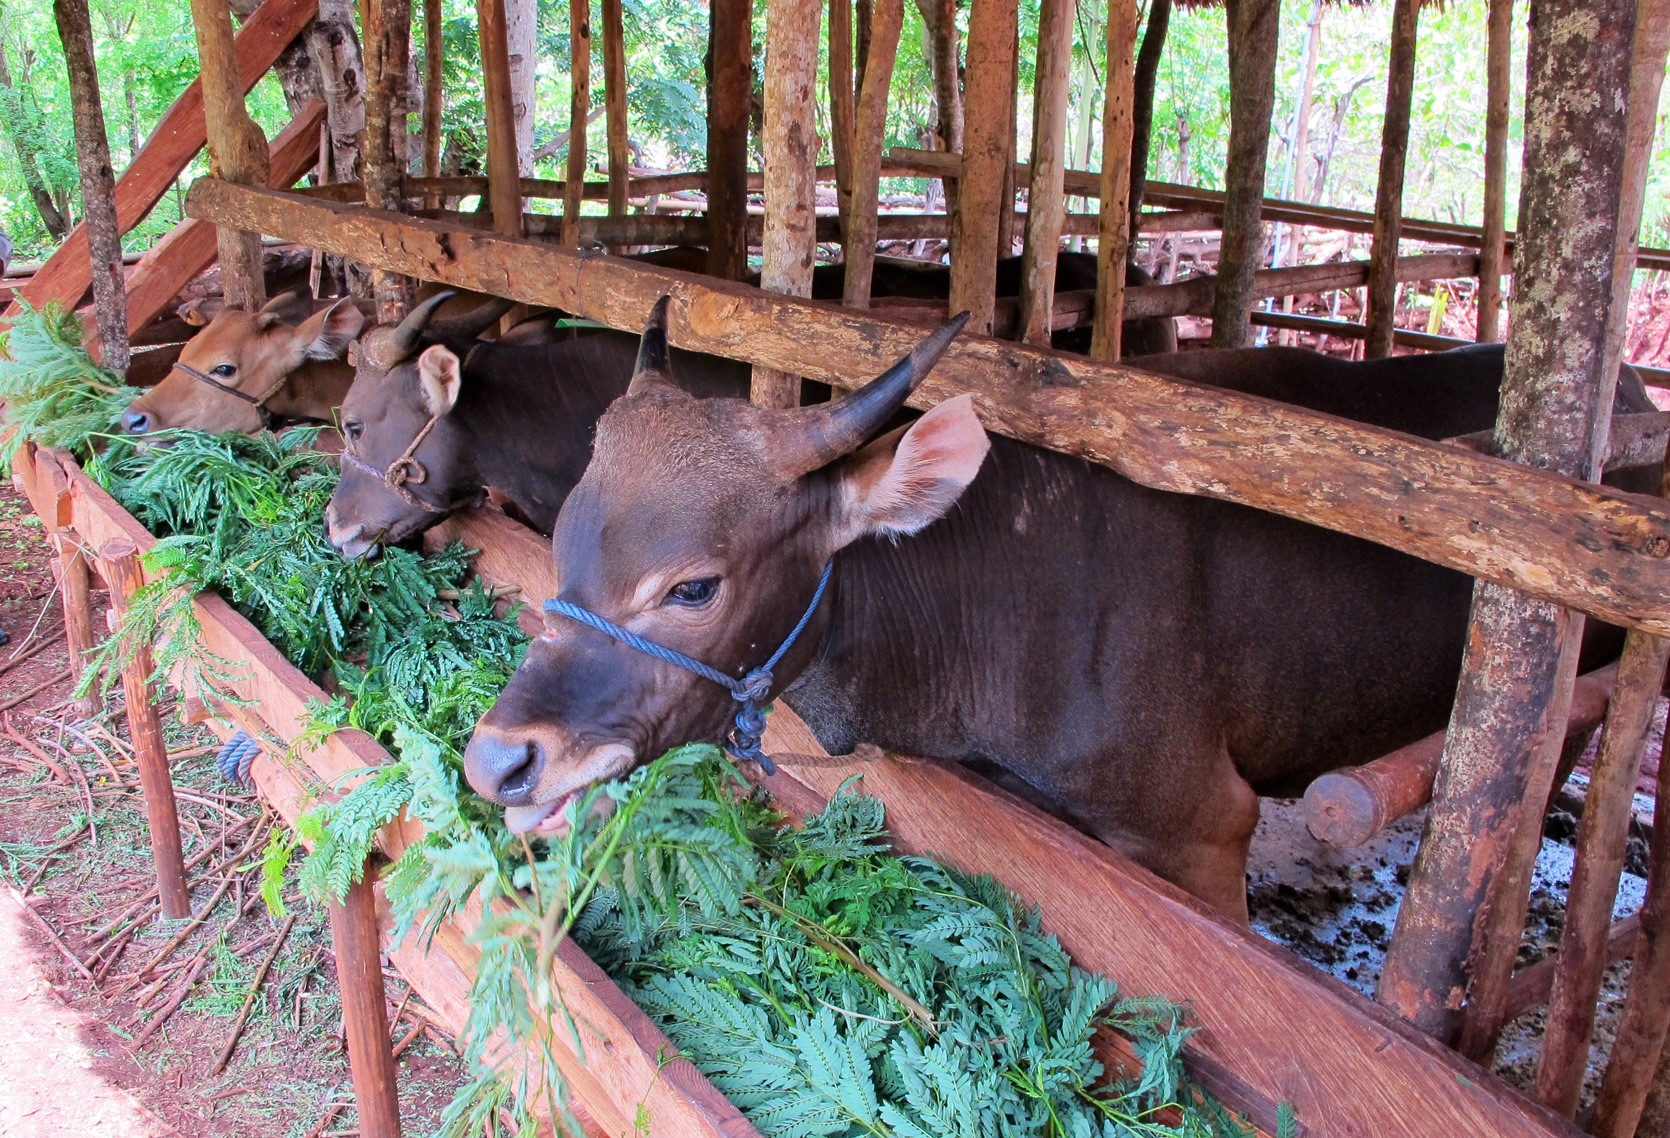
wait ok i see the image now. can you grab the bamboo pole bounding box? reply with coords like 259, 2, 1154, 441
189, 0, 270, 312
478, 0, 523, 238
1364, 0, 1420, 359
1476, 0, 1512, 342
329, 870, 403, 1138
1210, 0, 1279, 348
1016, 0, 1074, 344
754, 0, 821, 408
841, 0, 904, 308
706, 0, 752, 278
564, 0, 592, 247
53, 0, 129, 370
422, 0, 442, 182
603, 0, 629, 227
1377, 0, 1638, 1043
1128, 0, 1171, 232
363, 0, 415, 319
103, 541, 190, 922
1091, 0, 1137, 361
949, 0, 1020, 333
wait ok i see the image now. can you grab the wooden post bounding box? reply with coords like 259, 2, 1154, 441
102, 541, 191, 922
603, 0, 630, 233
1638, 1046, 1670, 1136
841, 0, 903, 308
363, 0, 415, 319
996, 34, 1019, 258
53, 0, 130, 371
706, 0, 752, 279
1210, 0, 1279, 348
1128, 0, 1171, 232
190, 0, 270, 311
477, 0, 523, 238
329, 869, 403, 1138
422, 0, 442, 182
506, 0, 536, 175
1476, 0, 1512, 342
1377, 0, 1638, 1043
1091, 0, 1137, 361
1016, 0, 1074, 344
829, 0, 856, 211
563, 0, 592, 247
52, 526, 100, 722
309, 0, 367, 188
1363, 0, 1420, 359
754, 0, 821, 408
923, 0, 963, 216
949, 0, 1020, 334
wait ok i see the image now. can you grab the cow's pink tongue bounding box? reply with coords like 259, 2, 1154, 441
503, 802, 556, 834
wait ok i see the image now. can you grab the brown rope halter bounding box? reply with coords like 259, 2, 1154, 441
169, 360, 294, 430
338, 412, 456, 514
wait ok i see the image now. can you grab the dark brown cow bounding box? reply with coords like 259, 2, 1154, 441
460, 302, 1634, 922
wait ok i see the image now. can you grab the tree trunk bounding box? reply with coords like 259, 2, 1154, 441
841, 0, 904, 308
363, 0, 414, 318
563, 0, 591, 246
1476, 0, 1513, 341
829, 0, 855, 203
1363, 0, 1420, 359
1377, 0, 1638, 1044
507, 0, 536, 174
604, 0, 629, 236
706, 0, 752, 278
1128, 0, 1170, 231
192, 0, 271, 310
1092, 0, 1137, 360
422, 0, 442, 180
479, 0, 523, 236
754, 0, 820, 408
305, 0, 365, 186
1210, 0, 1279, 348
53, 0, 128, 370
229, 0, 320, 117
914, 0, 963, 216
1311, 76, 1368, 204
950, 0, 1019, 333
1017, 0, 1074, 343
0, 37, 68, 239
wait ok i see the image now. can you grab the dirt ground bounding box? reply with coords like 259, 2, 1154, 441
0, 484, 471, 1138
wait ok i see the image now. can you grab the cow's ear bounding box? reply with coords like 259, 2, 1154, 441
832, 393, 988, 543
298, 298, 366, 361
177, 298, 221, 327
417, 344, 464, 416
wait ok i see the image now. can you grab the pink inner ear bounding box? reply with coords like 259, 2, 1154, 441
897, 394, 989, 485
850, 393, 990, 539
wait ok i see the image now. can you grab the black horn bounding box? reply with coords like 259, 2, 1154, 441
426, 296, 518, 343
627, 296, 674, 393
386, 290, 458, 359
772, 312, 970, 477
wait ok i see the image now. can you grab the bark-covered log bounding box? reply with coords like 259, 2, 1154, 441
0, 40, 68, 239
603, 0, 628, 223
478, 0, 523, 237
914, 0, 963, 215
1091, 0, 1137, 360
754, 0, 820, 408
1128, 0, 1169, 232
1476, 0, 1512, 342
192, 0, 271, 310
507, 0, 536, 173
705, 0, 751, 278
363, 0, 413, 319
1017, 0, 1073, 344
843, 0, 905, 308
1363, 0, 1420, 359
52, 0, 129, 370
1378, 0, 1639, 1044
1210, 0, 1278, 348
563, 0, 591, 246
950, 0, 1020, 333
829, 0, 855, 209
422, 0, 442, 180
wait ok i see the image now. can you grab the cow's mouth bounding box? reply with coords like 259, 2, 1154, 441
503, 783, 619, 837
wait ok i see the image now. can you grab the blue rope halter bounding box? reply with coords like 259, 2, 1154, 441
543, 561, 834, 775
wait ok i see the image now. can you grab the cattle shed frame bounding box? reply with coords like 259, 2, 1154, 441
14, 0, 1670, 1135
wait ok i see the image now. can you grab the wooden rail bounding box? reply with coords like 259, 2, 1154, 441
186, 181, 1670, 638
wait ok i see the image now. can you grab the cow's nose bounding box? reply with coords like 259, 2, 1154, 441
464, 726, 543, 806
121, 408, 150, 434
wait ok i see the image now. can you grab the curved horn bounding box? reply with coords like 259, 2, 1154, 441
426, 296, 517, 342
772, 311, 970, 478
386, 290, 458, 358
627, 296, 674, 394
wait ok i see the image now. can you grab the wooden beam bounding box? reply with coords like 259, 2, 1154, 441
123, 101, 326, 335
1123, 253, 1479, 320
841, 0, 903, 308
564, 0, 592, 247
363, 0, 415, 319
1364, 0, 1420, 359
1091, 0, 1137, 360
54, 0, 130, 369
188, 181, 1670, 638
754, 0, 821, 407
5, 0, 316, 321
1212, 0, 1279, 347
1477, 0, 1512, 342
478, 0, 523, 238
705, 0, 751, 278
191, 0, 271, 310
1017, 0, 1073, 344
1379, 0, 1639, 1044
949, 0, 1019, 333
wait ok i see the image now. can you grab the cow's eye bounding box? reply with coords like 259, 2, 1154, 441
210, 364, 237, 378
343, 420, 364, 442
665, 577, 719, 606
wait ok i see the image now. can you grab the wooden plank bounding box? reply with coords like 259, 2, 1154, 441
949, 0, 1018, 333
4, 0, 317, 320
185, 181, 1670, 639
705, 0, 751, 277
753, 0, 820, 408
1091, 0, 1136, 360
478, 0, 523, 238
840, 0, 903, 308
122, 100, 325, 335
1212, 0, 1279, 347
1476, 0, 1511, 342
564, 0, 592, 247
1017, 0, 1073, 344
1364, 0, 1419, 359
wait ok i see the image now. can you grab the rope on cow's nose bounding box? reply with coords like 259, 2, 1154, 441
543, 561, 835, 777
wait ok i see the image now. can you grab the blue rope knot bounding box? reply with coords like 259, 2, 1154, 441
544, 562, 833, 778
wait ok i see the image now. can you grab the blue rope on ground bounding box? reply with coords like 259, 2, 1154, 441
215, 730, 261, 788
